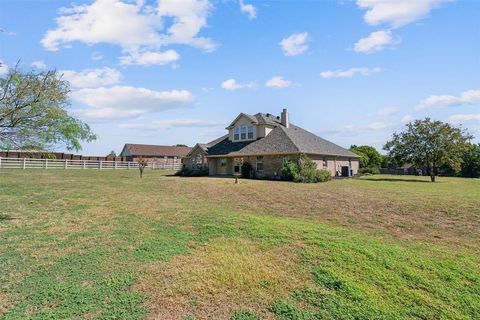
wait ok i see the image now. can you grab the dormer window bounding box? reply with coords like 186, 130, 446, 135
248, 126, 254, 139
233, 125, 254, 141
240, 126, 247, 140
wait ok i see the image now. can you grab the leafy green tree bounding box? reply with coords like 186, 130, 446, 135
107, 150, 117, 157
384, 118, 472, 182
350, 145, 383, 169
460, 144, 480, 178
0, 66, 96, 151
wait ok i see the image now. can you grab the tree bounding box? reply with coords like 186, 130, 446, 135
0, 66, 96, 151
460, 144, 480, 178
174, 144, 188, 147
107, 150, 117, 157
384, 118, 472, 182
350, 145, 383, 169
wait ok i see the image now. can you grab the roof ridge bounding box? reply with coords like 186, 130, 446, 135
276, 125, 301, 153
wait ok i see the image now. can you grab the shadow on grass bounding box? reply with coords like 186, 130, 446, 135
360, 177, 432, 183
0, 214, 16, 222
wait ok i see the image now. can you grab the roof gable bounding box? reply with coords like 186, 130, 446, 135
226, 113, 258, 129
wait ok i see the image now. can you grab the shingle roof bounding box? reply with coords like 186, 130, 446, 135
207, 122, 359, 158
189, 135, 228, 155
253, 113, 282, 126
121, 144, 191, 157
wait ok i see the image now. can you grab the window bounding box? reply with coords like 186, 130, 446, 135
220, 158, 227, 167
174, 156, 177, 163
234, 125, 254, 141
323, 158, 328, 168
256, 156, 264, 172
233, 158, 243, 174
164, 156, 168, 163
240, 125, 247, 140
247, 126, 254, 139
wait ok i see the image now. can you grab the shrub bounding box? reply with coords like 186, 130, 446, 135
174, 167, 209, 177
359, 166, 380, 175
281, 156, 331, 183
281, 160, 300, 181
241, 161, 254, 178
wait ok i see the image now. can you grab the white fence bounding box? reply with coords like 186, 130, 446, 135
0, 157, 181, 170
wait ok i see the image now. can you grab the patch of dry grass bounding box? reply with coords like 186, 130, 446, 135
136, 238, 309, 319
164, 175, 480, 252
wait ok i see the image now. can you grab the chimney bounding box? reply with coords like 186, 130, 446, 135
281, 108, 289, 128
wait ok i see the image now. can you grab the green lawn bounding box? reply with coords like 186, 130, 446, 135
0, 170, 479, 319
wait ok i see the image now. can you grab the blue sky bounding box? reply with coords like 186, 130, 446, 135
1, 0, 479, 155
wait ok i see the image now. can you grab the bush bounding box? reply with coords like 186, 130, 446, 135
241, 161, 254, 178
281, 156, 331, 183
281, 160, 299, 181
359, 166, 380, 175
174, 166, 209, 177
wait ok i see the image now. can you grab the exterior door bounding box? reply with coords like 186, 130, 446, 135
341, 166, 349, 177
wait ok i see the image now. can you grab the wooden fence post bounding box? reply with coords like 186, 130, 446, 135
114, 161, 117, 169
0, 156, 2, 169
99, 160, 102, 169
83, 160, 86, 169
23, 158, 26, 169
65, 159, 68, 169
45, 158, 48, 169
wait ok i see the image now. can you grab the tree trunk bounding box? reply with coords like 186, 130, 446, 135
430, 163, 436, 182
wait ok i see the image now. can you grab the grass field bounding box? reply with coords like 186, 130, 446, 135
1, 170, 479, 319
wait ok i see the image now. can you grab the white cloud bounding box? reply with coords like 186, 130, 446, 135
221, 78, 256, 91
367, 122, 390, 130
265, 76, 293, 88
279, 32, 308, 56
119, 49, 180, 66
61, 67, 121, 88
72, 86, 193, 120
376, 106, 397, 116
31, 60, 47, 69
401, 115, 414, 123
354, 30, 398, 53
0, 60, 8, 75
119, 118, 226, 130
448, 114, 480, 124
320, 67, 382, 78
415, 89, 480, 111
41, 0, 215, 64
239, 0, 256, 19
356, 0, 445, 28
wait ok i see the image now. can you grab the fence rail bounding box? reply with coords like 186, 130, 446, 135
0, 157, 181, 170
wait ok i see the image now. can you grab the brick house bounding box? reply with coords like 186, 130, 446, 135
186, 109, 360, 178
119, 144, 191, 167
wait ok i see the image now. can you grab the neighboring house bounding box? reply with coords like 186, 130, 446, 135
119, 144, 191, 167
191, 109, 360, 178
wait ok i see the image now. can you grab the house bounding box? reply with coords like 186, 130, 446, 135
184, 135, 228, 170
119, 144, 191, 167
188, 109, 360, 178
